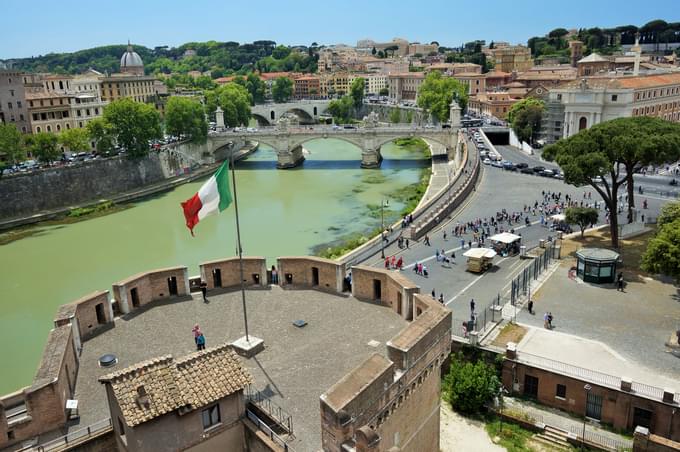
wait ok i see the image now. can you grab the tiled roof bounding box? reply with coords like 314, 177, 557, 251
615, 72, 680, 89
99, 343, 252, 427
578, 53, 609, 63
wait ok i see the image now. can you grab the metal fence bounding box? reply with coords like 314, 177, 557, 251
509, 243, 556, 307
245, 386, 294, 434
29, 418, 113, 451
246, 409, 296, 452
569, 425, 633, 451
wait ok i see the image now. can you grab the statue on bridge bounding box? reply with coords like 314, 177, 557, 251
361, 111, 380, 129
276, 113, 299, 131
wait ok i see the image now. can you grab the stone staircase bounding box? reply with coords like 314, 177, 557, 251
533, 425, 572, 451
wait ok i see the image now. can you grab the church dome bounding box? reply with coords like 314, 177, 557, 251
120, 42, 144, 74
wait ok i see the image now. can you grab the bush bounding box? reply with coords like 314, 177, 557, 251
443, 353, 500, 414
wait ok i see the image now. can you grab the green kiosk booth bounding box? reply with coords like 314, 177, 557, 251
575, 248, 620, 283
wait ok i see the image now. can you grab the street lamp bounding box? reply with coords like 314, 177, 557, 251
582, 384, 592, 451
380, 199, 389, 259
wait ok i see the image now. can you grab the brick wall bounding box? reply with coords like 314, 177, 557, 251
54, 290, 113, 341
351, 265, 419, 319
502, 360, 680, 441
112, 267, 189, 314
634, 428, 680, 452
0, 324, 77, 449
277, 257, 345, 293
321, 274, 451, 452
199, 257, 267, 290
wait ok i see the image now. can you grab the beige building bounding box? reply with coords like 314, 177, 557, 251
0, 70, 31, 133
388, 72, 425, 102
492, 45, 533, 73
549, 73, 680, 139
100, 344, 253, 451
468, 91, 522, 119
100, 42, 161, 104
454, 73, 487, 95
349, 73, 388, 95
319, 72, 351, 97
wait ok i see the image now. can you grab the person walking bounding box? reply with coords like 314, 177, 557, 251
431, 289, 436, 299
196, 332, 206, 351
424, 235, 431, 246
617, 272, 624, 292
192, 324, 201, 345
470, 298, 475, 314
451, 250, 456, 264
528, 300, 534, 315
543, 312, 549, 329
405, 238, 410, 249
547, 312, 553, 329
271, 265, 278, 284
200, 282, 207, 302
438, 293, 444, 304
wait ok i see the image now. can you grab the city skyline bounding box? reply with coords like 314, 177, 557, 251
2, 0, 680, 59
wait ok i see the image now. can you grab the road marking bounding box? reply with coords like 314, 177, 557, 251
445, 257, 509, 306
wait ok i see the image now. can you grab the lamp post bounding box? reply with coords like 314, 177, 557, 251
380, 199, 389, 259
499, 385, 505, 436
582, 384, 592, 451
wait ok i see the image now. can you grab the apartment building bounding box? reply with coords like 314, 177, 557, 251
388, 72, 425, 102
0, 70, 32, 133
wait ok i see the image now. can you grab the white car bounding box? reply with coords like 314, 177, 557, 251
483, 158, 492, 165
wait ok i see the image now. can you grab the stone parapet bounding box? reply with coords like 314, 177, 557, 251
277, 256, 346, 293
112, 266, 189, 314
199, 257, 267, 290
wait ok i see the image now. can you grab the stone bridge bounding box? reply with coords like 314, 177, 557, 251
207, 124, 460, 168
251, 100, 331, 125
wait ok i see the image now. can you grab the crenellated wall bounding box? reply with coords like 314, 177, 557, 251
111, 266, 190, 314
277, 256, 346, 293
321, 267, 452, 452
199, 257, 267, 290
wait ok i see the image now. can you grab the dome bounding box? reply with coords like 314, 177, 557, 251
120, 42, 144, 74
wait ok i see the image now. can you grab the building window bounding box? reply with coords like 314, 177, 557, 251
202, 404, 221, 430
556, 384, 567, 399
7, 102, 12, 110
66, 123, 70, 129
9, 89, 14, 96
56, 124, 61, 131
46, 125, 51, 132
36, 126, 41, 132
611, 95, 617, 102
20, 114, 24, 121
557, 94, 562, 101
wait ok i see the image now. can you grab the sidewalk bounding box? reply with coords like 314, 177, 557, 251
503, 397, 633, 449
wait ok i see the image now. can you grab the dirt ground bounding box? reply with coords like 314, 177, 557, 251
439, 403, 504, 452
492, 323, 527, 347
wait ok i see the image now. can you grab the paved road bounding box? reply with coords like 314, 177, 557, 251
360, 153, 669, 327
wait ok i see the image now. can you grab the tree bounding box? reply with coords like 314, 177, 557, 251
103, 98, 162, 159
389, 107, 401, 124
605, 117, 680, 223
0, 123, 25, 165
657, 201, 680, 227
165, 97, 208, 143
26, 132, 59, 164
443, 354, 500, 414
417, 71, 468, 123
542, 118, 680, 248
272, 77, 293, 103
328, 96, 353, 124
86, 118, 115, 154
507, 98, 544, 144
350, 77, 365, 109
379, 87, 389, 96
641, 218, 680, 281
58, 128, 90, 153
565, 207, 599, 237
372, 47, 377, 55
405, 110, 414, 124
207, 83, 252, 127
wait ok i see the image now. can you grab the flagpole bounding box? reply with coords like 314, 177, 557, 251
230, 151, 250, 342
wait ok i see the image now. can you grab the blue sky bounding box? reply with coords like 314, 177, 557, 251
2, 0, 679, 59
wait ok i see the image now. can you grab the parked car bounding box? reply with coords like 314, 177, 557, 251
483, 158, 492, 165
554, 172, 565, 180
540, 169, 555, 177
515, 162, 529, 169
520, 167, 534, 175
532, 166, 546, 173
491, 160, 504, 168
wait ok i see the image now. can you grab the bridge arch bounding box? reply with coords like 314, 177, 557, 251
289, 135, 365, 152
252, 113, 271, 126
286, 108, 315, 124
373, 135, 452, 157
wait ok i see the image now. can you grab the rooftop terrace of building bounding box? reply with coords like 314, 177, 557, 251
71, 286, 407, 452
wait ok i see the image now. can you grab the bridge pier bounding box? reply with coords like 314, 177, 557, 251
276, 145, 305, 169
360, 149, 383, 169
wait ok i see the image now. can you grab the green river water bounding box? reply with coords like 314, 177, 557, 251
0, 139, 428, 394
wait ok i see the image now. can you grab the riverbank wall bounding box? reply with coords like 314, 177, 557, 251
0, 141, 256, 231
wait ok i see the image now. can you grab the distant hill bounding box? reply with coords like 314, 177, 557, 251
2, 40, 319, 77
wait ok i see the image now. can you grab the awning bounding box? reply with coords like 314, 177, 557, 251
551, 214, 566, 221
463, 248, 497, 259
489, 232, 522, 244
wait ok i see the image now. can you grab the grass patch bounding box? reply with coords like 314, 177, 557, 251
393, 137, 430, 157
0, 201, 130, 246
485, 418, 534, 452
316, 226, 382, 259
362, 172, 388, 184
391, 167, 432, 216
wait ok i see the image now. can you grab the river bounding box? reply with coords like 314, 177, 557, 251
0, 138, 428, 394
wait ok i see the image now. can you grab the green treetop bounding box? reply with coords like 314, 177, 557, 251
58, 128, 90, 153
0, 123, 26, 165
272, 77, 294, 103
165, 97, 208, 143
507, 98, 545, 144
417, 71, 468, 123
350, 77, 366, 109
103, 98, 162, 159
205, 83, 252, 127
26, 132, 60, 164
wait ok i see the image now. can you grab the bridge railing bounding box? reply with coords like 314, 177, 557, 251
214, 124, 447, 135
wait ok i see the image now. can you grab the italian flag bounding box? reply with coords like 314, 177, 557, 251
181, 161, 232, 235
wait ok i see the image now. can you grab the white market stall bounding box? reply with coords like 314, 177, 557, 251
489, 232, 522, 256
463, 248, 497, 273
